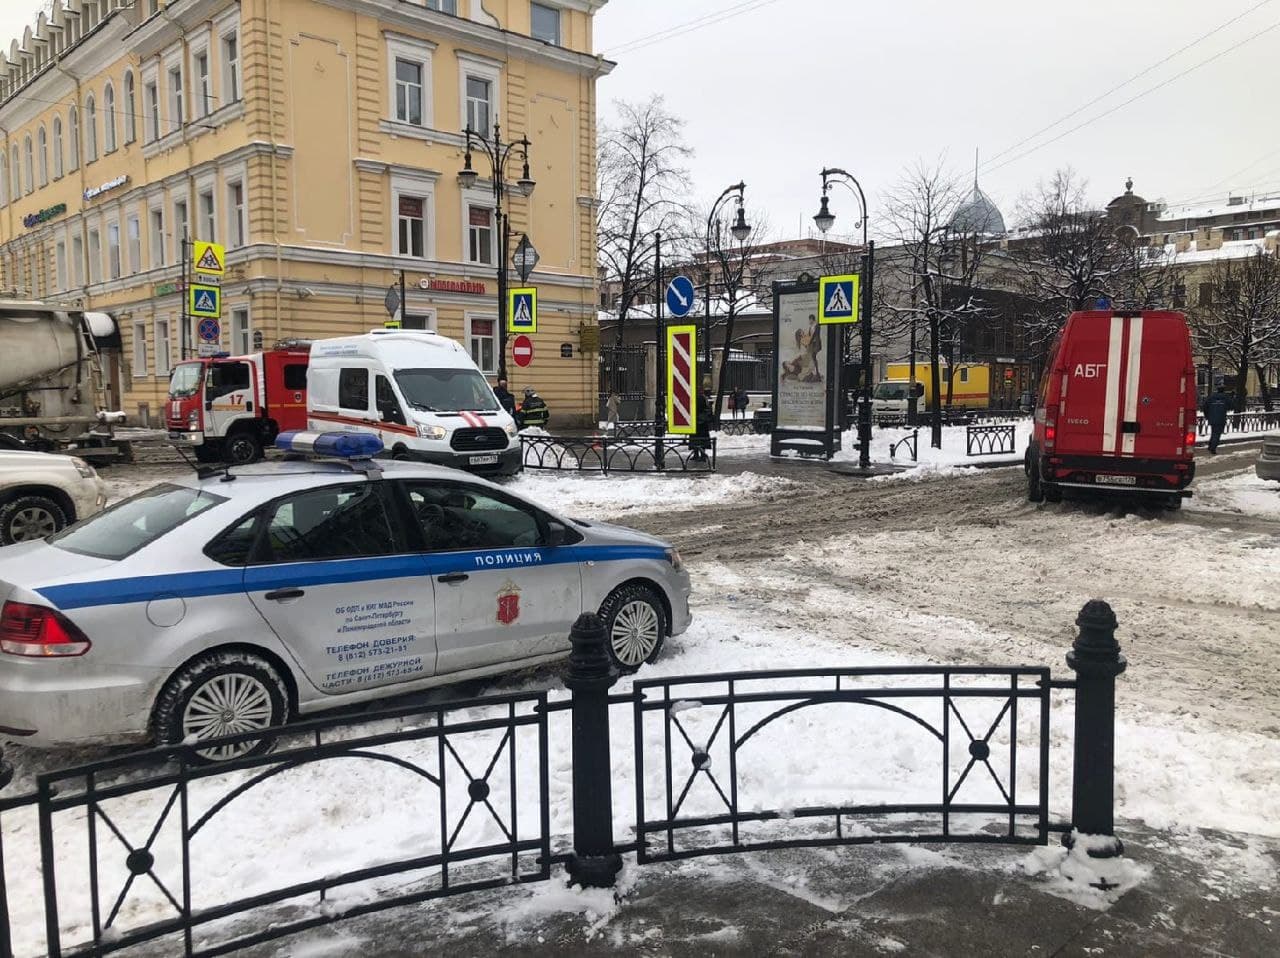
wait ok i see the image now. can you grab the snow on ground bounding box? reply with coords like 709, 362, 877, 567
509, 470, 795, 518
1188, 468, 1280, 519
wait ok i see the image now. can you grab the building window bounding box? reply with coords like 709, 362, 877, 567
55, 241, 66, 291
71, 234, 84, 286
87, 228, 101, 284
1198, 282, 1213, 307
150, 208, 166, 268
36, 127, 48, 186
155, 319, 171, 376
145, 81, 159, 142
395, 59, 424, 126
0, 155, 6, 206
68, 107, 79, 171
173, 198, 189, 260
227, 181, 246, 247
221, 30, 240, 103
52, 117, 63, 178
467, 206, 494, 264
465, 75, 492, 135
107, 221, 121, 280
531, 3, 561, 45
22, 137, 32, 194
195, 52, 211, 117
167, 66, 183, 133
467, 317, 497, 374
199, 189, 215, 242
7, 146, 16, 199
103, 83, 117, 152
133, 321, 148, 378
127, 215, 141, 275
123, 71, 137, 143
85, 95, 97, 161
231, 307, 250, 355
427, 0, 458, 12
397, 195, 425, 257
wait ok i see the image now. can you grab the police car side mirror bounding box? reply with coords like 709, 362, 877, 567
545, 521, 567, 547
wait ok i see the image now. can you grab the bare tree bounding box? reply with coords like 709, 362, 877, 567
702, 209, 771, 421
1194, 249, 1280, 412
596, 97, 692, 345
880, 161, 992, 447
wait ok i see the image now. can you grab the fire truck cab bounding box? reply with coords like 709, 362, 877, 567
166, 346, 311, 464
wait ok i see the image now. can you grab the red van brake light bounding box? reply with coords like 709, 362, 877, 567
0, 601, 92, 657
1185, 431, 1196, 448
1044, 404, 1058, 450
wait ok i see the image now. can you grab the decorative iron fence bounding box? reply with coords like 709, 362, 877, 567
606, 419, 769, 439
521, 434, 716, 473
721, 351, 774, 394
1, 602, 1129, 956
889, 429, 919, 462
966, 424, 1019, 456
598, 346, 648, 399
1196, 410, 1280, 436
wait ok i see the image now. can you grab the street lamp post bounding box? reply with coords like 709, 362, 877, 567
703, 182, 750, 373
458, 121, 536, 381
813, 167, 873, 470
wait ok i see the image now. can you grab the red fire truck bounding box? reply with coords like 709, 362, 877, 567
166, 344, 311, 464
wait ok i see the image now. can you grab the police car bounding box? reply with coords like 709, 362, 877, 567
0, 432, 691, 760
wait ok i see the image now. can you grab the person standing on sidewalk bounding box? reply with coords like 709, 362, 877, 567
1203, 386, 1230, 454
493, 378, 517, 419
605, 392, 620, 431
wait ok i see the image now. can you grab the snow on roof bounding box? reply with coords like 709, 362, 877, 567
1164, 238, 1273, 265
1156, 193, 1280, 223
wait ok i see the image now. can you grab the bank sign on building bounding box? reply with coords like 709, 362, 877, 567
0, 0, 610, 426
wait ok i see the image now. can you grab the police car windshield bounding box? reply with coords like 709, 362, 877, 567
49, 483, 227, 560
169, 362, 204, 399
393, 369, 499, 413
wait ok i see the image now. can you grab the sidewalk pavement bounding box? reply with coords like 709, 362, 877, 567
198, 822, 1276, 957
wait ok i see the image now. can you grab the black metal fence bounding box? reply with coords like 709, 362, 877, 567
1196, 410, 1280, 436
966, 424, 1019, 456
521, 434, 716, 473
0, 602, 1129, 957
889, 429, 920, 462
721, 351, 774, 394
606, 419, 769, 439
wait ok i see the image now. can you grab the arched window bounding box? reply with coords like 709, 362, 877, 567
37, 126, 47, 186
0, 154, 8, 206
9, 146, 18, 198
103, 83, 117, 152
53, 116, 64, 178
85, 95, 98, 161
22, 136, 33, 195
68, 106, 80, 172
123, 71, 136, 144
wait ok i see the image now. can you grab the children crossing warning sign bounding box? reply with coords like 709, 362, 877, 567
192, 241, 225, 275
818, 274, 860, 325
666, 324, 698, 435
508, 287, 537, 333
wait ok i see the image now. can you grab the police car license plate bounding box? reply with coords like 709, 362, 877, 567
470, 454, 499, 466
1095, 474, 1136, 486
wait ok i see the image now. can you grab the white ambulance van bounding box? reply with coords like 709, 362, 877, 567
307, 330, 522, 476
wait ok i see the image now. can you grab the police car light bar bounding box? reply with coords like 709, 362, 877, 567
275, 430, 385, 459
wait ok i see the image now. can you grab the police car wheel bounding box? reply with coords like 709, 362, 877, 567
225, 433, 262, 466
0, 495, 67, 544
154, 652, 290, 764
1043, 483, 1062, 503
599, 585, 667, 673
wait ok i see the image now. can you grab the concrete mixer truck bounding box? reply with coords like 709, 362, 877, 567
0, 300, 128, 461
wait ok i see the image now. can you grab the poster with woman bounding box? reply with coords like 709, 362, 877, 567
774, 290, 828, 431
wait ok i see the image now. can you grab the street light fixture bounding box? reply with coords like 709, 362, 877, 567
704, 181, 749, 367
458, 121, 535, 380
815, 166, 874, 470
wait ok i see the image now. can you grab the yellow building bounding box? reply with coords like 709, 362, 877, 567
0, 0, 610, 426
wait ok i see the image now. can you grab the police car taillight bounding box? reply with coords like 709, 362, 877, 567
275, 430, 384, 458
0, 601, 92, 657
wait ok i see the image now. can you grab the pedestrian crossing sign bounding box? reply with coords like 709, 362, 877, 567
818, 274, 860, 325
190, 283, 222, 318
192, 241, 225, 276
509, 287, 537, 333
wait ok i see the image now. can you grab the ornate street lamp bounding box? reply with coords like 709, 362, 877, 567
704, 181, 749, 366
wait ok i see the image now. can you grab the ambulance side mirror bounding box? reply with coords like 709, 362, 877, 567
544, 520, 567, 547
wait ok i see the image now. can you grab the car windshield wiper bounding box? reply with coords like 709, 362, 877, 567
408, 401, 438, 412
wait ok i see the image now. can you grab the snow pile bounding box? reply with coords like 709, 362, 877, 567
1188, 470, 1280, 519
509, 471, 794, 518
1023, 832, 1150, 909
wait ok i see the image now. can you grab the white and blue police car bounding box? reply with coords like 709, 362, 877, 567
0, 432, 690, 760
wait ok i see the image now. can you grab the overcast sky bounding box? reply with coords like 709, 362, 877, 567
3, 1, 1276, 241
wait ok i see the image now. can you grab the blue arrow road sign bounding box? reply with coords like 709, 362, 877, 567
666, 275, 695, 318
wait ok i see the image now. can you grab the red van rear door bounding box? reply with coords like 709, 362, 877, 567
1128, 312, 1192, 460
1054, 313, 1113, 457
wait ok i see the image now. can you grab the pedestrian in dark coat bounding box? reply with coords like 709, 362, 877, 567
1202, 387, 1230, 454
734, 387, 750, 420
493, 378, 517, 418
692, 389, 712, 462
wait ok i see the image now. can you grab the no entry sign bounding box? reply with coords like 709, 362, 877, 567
512, 334, 534, 368
666, 324, 697, 435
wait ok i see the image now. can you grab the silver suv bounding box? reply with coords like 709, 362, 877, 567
0, 449, 108, 545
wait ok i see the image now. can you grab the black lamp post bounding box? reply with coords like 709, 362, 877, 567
703, 182, 750, 370
459, 121, 536, 381
813, 167, 874, 470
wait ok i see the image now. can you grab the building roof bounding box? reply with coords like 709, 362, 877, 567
949, 184, 1007, 237
1155, 192, 1280, 224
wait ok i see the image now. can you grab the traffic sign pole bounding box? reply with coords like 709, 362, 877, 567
655, 233, 665, 442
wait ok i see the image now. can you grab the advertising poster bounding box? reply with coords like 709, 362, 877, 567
774, 290, 828, 431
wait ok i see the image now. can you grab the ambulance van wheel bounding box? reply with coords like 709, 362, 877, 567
598, 583, 668, 674
224, 431, 262, 466
1025, 451, 1044, 503
153, 651, 291, 764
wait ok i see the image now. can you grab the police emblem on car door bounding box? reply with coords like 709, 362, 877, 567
496, 579, 521, 625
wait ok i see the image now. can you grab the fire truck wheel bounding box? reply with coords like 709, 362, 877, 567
1043, 483, 1062, 503
1025, 452, 1044, 503
224, 432, 262, 466
193, 444, 221, 464
1164, 494, 1183, 511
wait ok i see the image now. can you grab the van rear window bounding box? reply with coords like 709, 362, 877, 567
49, 484, 227, 560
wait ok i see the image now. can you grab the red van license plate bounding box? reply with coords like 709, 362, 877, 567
1095, 474, 1137, 486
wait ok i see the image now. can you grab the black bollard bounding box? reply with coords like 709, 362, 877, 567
1065, 599, 1127, 857
564, 612, 623, 888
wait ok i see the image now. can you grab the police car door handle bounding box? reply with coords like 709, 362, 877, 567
438, 572, 469, 584
264, 588, 305, 601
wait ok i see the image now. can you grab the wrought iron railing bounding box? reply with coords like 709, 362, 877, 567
521, 434, 716, 473
966, 424, 1019, 456
889, 429, 919, 462
1195, 410, 1280, 436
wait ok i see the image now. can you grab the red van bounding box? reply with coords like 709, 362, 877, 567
1026, 310, 1197, 508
